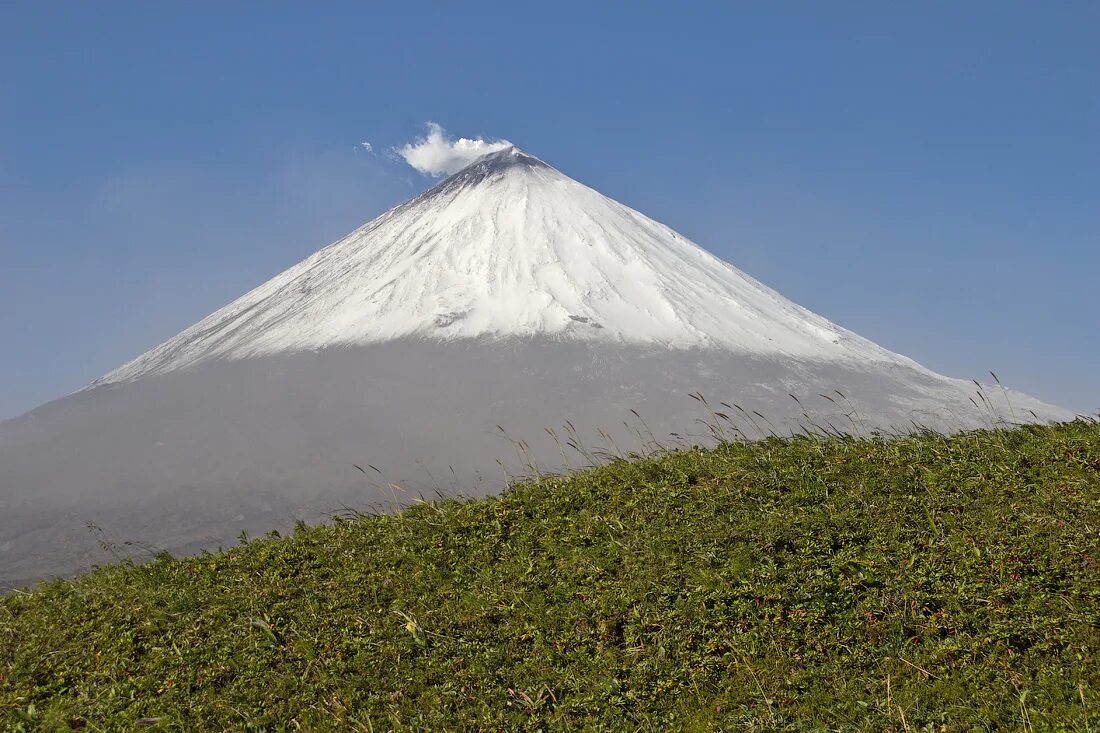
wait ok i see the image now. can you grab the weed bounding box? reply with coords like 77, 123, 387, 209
1, 421, 1097, 730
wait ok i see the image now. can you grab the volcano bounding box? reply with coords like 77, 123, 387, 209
0, 146, 1070, 587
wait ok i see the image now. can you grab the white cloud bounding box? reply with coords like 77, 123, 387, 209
359, 142, 374, 154
396, 122, 512, 177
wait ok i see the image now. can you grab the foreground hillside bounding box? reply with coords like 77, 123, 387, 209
2, 422, 1098, 731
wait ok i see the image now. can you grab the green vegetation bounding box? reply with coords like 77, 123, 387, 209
2, 421, 1099, 731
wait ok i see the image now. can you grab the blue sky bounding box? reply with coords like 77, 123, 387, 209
1, 2, 1097, 418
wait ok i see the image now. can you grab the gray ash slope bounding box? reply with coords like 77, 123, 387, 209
0, 147, 1071, 588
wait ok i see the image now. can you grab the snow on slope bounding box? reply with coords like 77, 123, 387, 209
98, 146, 918, 385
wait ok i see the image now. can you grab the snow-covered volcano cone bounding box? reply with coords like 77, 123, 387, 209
94, 146, 925, 381
0, 146, 1071, 587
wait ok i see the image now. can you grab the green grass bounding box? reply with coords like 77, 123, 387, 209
2, 421, 1099, 731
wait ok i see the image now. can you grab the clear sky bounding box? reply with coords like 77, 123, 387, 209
1, 2, 1097, 418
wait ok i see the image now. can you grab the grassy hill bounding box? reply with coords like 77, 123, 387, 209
2, 421, 1098, 731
